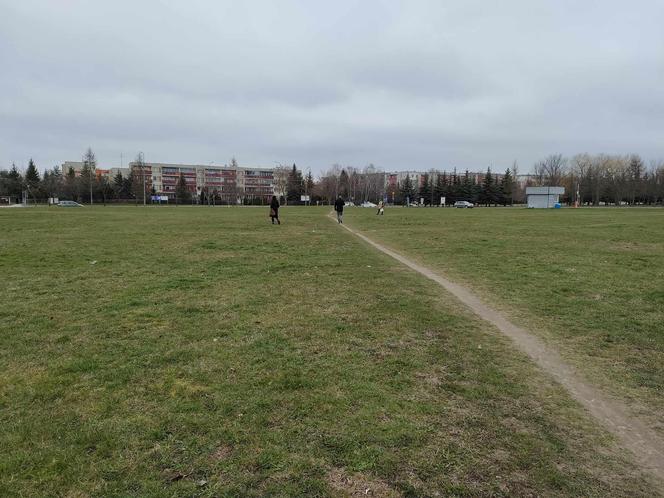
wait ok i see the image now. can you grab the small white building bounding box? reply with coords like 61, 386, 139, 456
526, 186, 564, 208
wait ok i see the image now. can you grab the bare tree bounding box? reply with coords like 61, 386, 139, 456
316, 164, 349, 203
272, 165, 289, 204
511, 160, 526, 203
82, 147, 96, 204
571, 154, 593, 205
131, 152, 147, 205
533, 161, 546, 186
605, 155, 629, 205
628, 154, 644, 204
534, 154, 567, 186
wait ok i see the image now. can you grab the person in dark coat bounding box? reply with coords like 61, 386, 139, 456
334, 196, 345, 223
270, 195, 281, 224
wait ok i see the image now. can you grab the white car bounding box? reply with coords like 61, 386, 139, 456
454, 201, 474, 208
361, 201, 377, 208
58, 200, 84, 207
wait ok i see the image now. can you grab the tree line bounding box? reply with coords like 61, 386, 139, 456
4, 151, 663, 207
297, 164, 515, 206
532, 153, 664, 206
283, 154, 664, 206
0, 149, 197, 205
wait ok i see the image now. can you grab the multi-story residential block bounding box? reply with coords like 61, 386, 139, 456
130, 162, 274, 203
386, 171, 424, 190
61, 161, 276, 203
242, 168, 274, 199
61, 161, 125, 180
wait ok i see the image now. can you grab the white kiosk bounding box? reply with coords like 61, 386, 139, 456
526, 186, 564, 208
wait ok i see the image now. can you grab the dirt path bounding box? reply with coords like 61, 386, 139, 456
332, 215, 664, 487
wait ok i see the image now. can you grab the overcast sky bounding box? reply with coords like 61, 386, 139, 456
1, 0, 663, 174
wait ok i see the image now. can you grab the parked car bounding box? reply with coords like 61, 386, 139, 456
58, 200, 83, 207
454, 200, 474, 208
361, 201, 377, 208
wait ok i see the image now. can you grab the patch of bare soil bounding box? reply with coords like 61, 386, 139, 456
212, 444, 233, 461
327, 468, 400, 497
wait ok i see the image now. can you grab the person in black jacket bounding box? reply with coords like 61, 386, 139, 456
334, 196, 345, 223
270, 196, 281, 224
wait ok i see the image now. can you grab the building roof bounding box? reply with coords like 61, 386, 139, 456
526, 186, 565, 195
131, 162, 274, 172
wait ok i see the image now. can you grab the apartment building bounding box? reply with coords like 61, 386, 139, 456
61, 161, 126, 180
144, 163, 274, 202
386, 171, 424, 190
61, 161, 276, 203
134, 162, 274, 203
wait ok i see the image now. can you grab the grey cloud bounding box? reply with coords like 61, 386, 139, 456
1, 0, 663, 173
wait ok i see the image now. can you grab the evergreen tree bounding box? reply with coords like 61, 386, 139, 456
399, 174, 416, 205
124, 171, 135, 199
43, 166, 63, 201
419, 173, 431, 205
305, 170, 315, 194
287, 163, 304, 202
175, 173, 190, 205
449, 169, 460, 203
65, 166, 78, 201
99, 177, 114, 205
500, 168, 513, 205
41, 170, 50, 199
481, 167, 498, 206
25, 159, 40, 188
7, 163, 23, 197
434, 171, 448, 205
338, 169, 349, 199
470, 175, 481, 203
113, 172, 125, 198
460, 170, 472, 200
303, 170, 315, 204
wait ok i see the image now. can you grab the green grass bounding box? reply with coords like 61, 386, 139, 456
0, 206, 658, 496
346, 206, 664, 424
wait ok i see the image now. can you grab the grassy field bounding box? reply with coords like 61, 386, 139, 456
0, 206, 658, 496
346, 206, 664, 426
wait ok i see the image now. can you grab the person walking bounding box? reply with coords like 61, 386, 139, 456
269, 195, 281, 224
376, 200, 384, 215
334, 196, 345, 223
